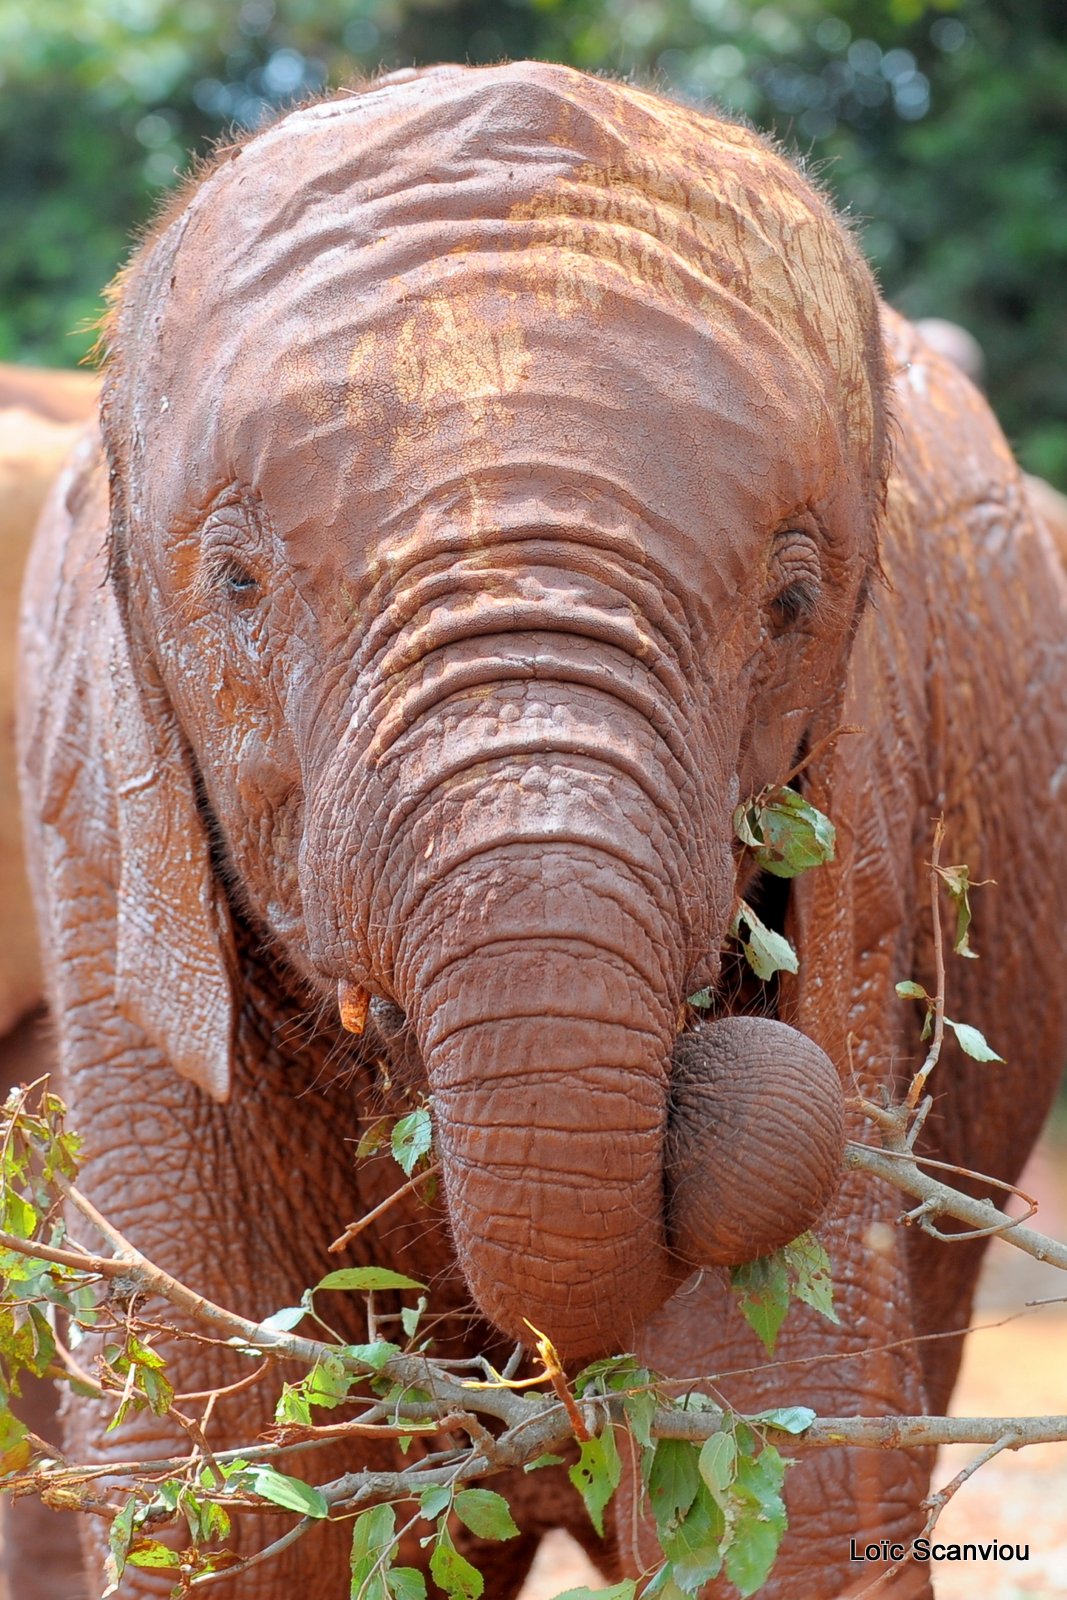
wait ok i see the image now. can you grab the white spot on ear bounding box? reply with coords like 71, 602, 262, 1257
160, 395, 170, 412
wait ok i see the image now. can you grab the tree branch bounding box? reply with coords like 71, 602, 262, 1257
844, 1138, 1067, 1271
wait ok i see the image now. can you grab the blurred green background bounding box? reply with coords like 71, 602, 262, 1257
1, 0, 1064, 485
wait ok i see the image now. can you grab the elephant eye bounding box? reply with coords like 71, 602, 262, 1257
770, 579, 819, 634
768, 527, 821, 637
217, 558, 260, 603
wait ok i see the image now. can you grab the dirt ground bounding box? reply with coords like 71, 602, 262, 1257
518, 1130, 1067, 1599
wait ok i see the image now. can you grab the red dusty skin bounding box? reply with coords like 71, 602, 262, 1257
307, 631, 727, 1358
666, 1016, 845, 1268
398, 845, 687, 1359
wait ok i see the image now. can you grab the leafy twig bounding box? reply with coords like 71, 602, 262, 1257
906, 815, 947, 1109
328, 1163, 441, 1255
845, 1121, 1067, 1270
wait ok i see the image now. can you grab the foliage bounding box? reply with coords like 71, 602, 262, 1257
0, 0, 1064, 486
734, 786, 836, 880
0, 1081, 833, 1595
730, 1232, 839, 1355
3, 816, 1065, 1593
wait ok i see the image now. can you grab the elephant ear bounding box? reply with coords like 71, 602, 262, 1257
106, 620, 237, 1102
20, 429, 237, 1101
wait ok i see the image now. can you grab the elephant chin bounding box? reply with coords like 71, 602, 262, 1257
664, 1017, 845, 1268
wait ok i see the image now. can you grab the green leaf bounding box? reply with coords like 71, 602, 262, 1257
429, 1526, 483, 1600
316, 1268, 424, 1292
25, 1302, 56, 1377
352, 1502, 396, 1558
645, 1437, 700, 1537
697, 1432, 737, 1496
734, 1442, 787, 1531
304, 1353, 357, 1409
1, 1191, 36, 1240
724, 1444, 788, 1597
569, 1428, 622, 1537
0, 1407, 31, 1477
749, 1405, 816, 1435
388, 1569, 427, 1600
259, 1305, 307, 1334
356, 1117, 391, 1159
661, 1481, 726, 1593
734, 787, 835, 878
249, 1466, 329, 1519
275, 1383, 312, 1426
140, 1365, 174, 1416
453, 1489, 519, 1542
127, 1539, 182, 1569
946, 1019, 1004, 1062
522, 1453, 565, 1473
574, 1353, 642, 1390
895, 979, 928, 999
418, 1485, 452, 1520
642, 1567, 691, 1600
729, 1254, 790, 1355
103, 1500, 137, 1597
781, 1233, 839, 1326
552, 1585, 637, 1599
125, 1334, 166, 1370
345, 1341, 401, 1373
621, 1385, 657, 1450
391, 1107, 433, 1177
686, 988, 713, 1010
731, 901, 798, 982
937, 863, 982, 958
723, 1513, 783, 1598
400, 1296, 426, 1339
350, 1503, 396, 1600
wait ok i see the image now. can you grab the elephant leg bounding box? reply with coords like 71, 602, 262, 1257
628, 1169, 934, 1600
0, 1010, 86, 1600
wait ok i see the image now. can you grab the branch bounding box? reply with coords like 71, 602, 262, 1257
853, 1431, 1021, 1597
906, 815, 947, 1108
328, 1164, 441, 1254
845, 1134, 1067, 1272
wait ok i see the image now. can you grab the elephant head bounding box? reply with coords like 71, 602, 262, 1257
98, 64, 883, 1358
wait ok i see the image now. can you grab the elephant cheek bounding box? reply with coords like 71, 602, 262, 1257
664, 1017, 845, 1268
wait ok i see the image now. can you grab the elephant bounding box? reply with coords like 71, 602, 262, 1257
0, 368, 98, 1600
0, 371, 99, 1036
16, 62, 1067, 1599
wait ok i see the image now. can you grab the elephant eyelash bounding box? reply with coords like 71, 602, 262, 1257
189, 544, 262, 604
192, 556, 261, 606
222, 562, 259, 598
769, 579, 820, 634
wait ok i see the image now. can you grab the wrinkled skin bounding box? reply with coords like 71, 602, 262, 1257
18, 66, 1067, 1598
0, 372, 99, 1034
0, 369, 98, 1600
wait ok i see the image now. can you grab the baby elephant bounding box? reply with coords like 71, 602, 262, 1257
19, 61, 1067, 1599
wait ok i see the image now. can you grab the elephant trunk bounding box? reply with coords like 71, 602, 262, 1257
302, 544, 843, 1358
397, 843, 688, 1359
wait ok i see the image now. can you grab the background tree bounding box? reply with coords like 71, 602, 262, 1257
1, 0, 1065, 485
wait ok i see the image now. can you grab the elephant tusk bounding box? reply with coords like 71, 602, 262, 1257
338, 981, 370, 1035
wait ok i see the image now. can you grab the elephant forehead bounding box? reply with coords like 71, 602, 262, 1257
177, 60, 863, 355
123, 64, 878, 534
